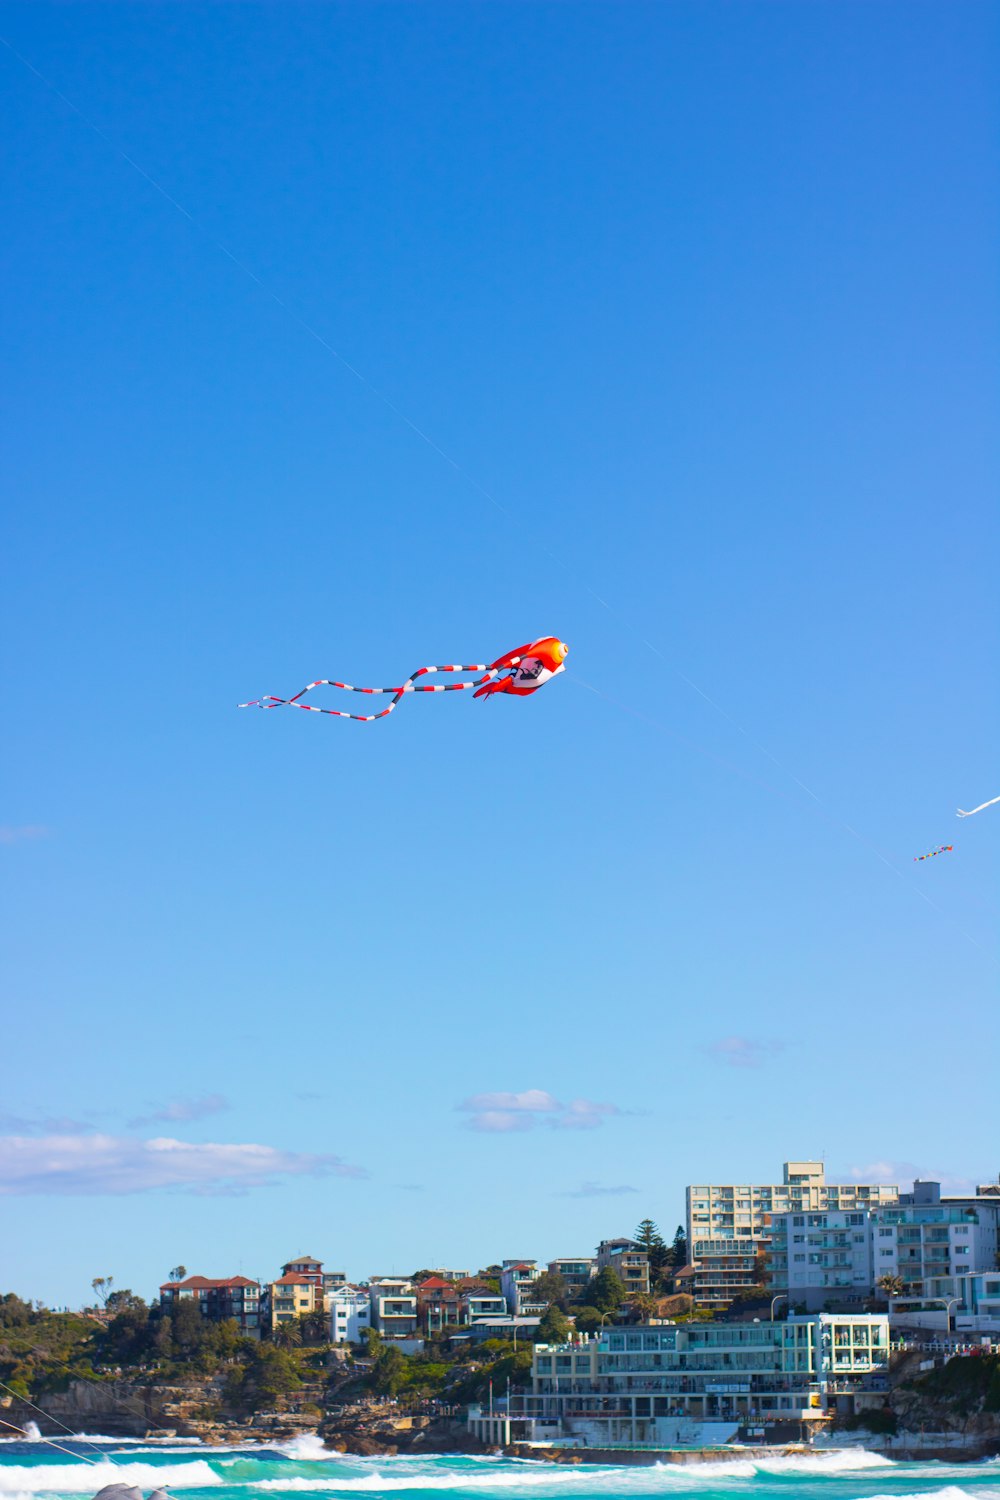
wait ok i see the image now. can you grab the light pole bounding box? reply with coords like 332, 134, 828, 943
770, 1294, 788, 1322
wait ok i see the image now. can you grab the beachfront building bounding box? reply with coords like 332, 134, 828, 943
158, 1275, 261, 1334
910, 1271, 1000, 1334
468, 1314, 889, 1448
328, 1286, 372, 1344
686, 1161, 899, 1310
769, 1210, 875, 1309
369, 1277, 419, 1338
869, 1202, 999, 1294
595, 1240, 650, 1298
547, 1258, 596, 1298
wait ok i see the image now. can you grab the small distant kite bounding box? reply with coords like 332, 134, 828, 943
957, 794, 1000, 819
914, 845, 954, 862
239, 637, 568, 723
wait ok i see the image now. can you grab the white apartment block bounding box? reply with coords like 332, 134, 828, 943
871, 1202, 999, 1292
686, 1161, 899, 1309
368, 1276, 418, 1337
328, 1287, 372, 1344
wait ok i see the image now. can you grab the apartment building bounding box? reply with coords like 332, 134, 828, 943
769, 1209, 873, 1308
595, 1239, 650, 1297
870, 1202, 999, 1293
918, 1270, 1000, 1332
265, 1272, 318, 1329
369, 1277, 419, 1338
159, 1275, 261, 1334
686, 1162, 899, 1309
548, 1258, 596, 1297
281, 1255, 324, 1290
470, 1314, 889, 1448
328, 1286, 372, 1344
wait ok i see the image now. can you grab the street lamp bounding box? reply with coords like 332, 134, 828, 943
770, 1294, 788, 1322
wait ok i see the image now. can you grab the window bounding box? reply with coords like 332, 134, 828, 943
879, 1228, 893, 1238
792, 1216, 804, 1227
793, 1254, 805, 1263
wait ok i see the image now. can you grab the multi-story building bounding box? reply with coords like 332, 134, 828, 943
686, 1162, 899, 1310
328, 1286, 372, 1344
917, 1270, 1000, 1333
265, 1271, 319, 1329
159, 1275, 261, 1334
501, 1262, 543, 1314
415, 1278, 508, 1334
870, 1202, 998, 1294
769, 1210, 874, 1309
369, 1277, 419, 1338
547, 1258, 596, 1297
281, 1255, 324, 1290
595, 1240, 650, 1298
770, 1191, 1000, 1309
469, 1315, 890, 1448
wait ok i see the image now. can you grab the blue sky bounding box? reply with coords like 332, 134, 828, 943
1, 1, 997, 1308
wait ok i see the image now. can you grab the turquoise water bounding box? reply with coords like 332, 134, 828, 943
1, 1435, 999, 1500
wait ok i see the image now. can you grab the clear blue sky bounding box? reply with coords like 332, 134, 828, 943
2, 1, 996, 1308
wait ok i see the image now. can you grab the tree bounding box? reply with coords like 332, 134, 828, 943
169, 1265, 187, 1283
370, 1344, 406, 1396
536, 1305, 571, 1343
634, 1220, 668, 1274
573, 1306, 609, 1333
670, 1226, 688, 1269
91, 1276, 114, 1308
300, 1311, 328, 1346
877, 1274, 904, 1299
631, 1293, 658, 1323
529, 1271, 569, 1309
589, 1268, 626, 1314
270, 1319, 302, 1349
105, 1290, 145, 1314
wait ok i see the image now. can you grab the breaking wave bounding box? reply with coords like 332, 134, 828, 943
0, 1460, 221, 1494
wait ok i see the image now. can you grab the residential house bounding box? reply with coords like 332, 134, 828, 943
265, 1272, 318, 1330
369, 1277, 419, 1338
281, 1255, 324, 1290
596, 1239, 650, 1298
686, 1162, 899, 1310
328, 1286, 372, 1344
416, 1276, 466, 1335
159, 1275, 261, 1334
501, 1262, 543, 1314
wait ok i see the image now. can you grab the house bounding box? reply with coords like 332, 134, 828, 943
369, 1277, 418, 1338
328, 1285, 372, 1344
265, 1271, 318, 1329
159, 1275, 261, 1334
416, 1276, 465, 1335
596, 1239, 650, 1298
468, 1314, 890, 1448
501, 1262, 542, 1314
281, 1255, 324, 1289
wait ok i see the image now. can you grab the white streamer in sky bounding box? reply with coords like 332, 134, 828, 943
956, 794, 1000, 818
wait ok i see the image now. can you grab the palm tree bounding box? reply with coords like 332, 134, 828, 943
877, 1273, 904, 1299
270, 1318, 303, 1349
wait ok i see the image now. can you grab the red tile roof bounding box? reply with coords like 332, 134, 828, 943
274, 1272, 313, 1285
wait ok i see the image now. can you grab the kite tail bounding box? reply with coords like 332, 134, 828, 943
238, 663, 502, 722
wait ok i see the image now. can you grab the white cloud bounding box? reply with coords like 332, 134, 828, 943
127, 1094, 229, 1128
835, 1161, 980, 1195
457, 1090, 622, 1133
0, 825, 48, 845
0, 1132, 366, 1196
706, 1036, 782, 1069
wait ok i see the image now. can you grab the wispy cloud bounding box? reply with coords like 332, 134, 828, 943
0, 1132, 366, 1196
835, 1161, 979, 1195
0, 825, 49, 846
127, 1094, 229, 1128
457, 1090, 623, 1133
0, 1111, 96, 1135
706, 1036, 782, 1069
557, 1181, 639, 1199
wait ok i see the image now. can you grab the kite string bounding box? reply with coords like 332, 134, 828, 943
0, 32, 986, 946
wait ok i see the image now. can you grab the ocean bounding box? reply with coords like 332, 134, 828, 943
1, 1434, 999, 1500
